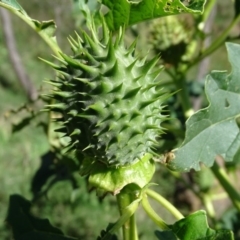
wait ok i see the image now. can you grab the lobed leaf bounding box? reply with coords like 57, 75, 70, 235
101, 0, 206, 30
168, 43, 240, 172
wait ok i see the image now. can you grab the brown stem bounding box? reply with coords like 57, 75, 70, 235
0, 8, 38, 101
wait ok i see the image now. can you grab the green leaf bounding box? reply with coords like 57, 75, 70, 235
101, 0, 207, 30
96, 223, 118, 240
168, 43, 240, 172
0, 0, 26, 13
171, 210, 234, 240
32, 19, 57, 38
6, 195, 78, 240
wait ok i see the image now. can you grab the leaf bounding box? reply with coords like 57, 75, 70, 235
32, 19, 57, 38
168, 43, 240, 172
0, 0, 26, 14
96, 223, 118, 240
219, 208, 240, 238
101, 0, 207, 30
170, 210, 234, 240
6, 195, 78, 240
157, 211, 234, 240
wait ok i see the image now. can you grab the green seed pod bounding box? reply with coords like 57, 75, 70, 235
149, 15, 195, 66
45, 15, 169, 177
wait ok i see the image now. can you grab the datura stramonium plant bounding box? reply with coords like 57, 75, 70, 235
45, 16, 170, 194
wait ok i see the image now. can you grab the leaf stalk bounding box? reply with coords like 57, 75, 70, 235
211, 161, 240, 213
146, 189, 184, 220
142, 193, 170, 230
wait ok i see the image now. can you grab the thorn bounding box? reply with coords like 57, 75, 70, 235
55, 126, 67, 133
70, 129, 81, 136
114, 26, 125, 47
126, 58, 138, 72
39, 58, 61, 69
82, 31, 101, 55
67, 109, 78, 116
44, 80, 62, 88
59, 52, 98, 75
139, 98, 159, 110
140, 56, 159, 74
108, 83, 123, 93
75, 31, 83, 45
82, 144, 94, 152
46, 103, 67, 110
73, 77, 96, 89
67, 37, 78, 53
76, 114, 94, 120
101, 14, 109, 45
123, 86, 141, 99
104, 60, 118, 77
107, 36, 116, 62
53, 91, 72, 98
126, 38, 138, 56
141, 81, 162, 93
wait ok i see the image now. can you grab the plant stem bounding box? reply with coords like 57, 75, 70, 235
116, 191, 139, 240
202, 194, 216, 224
202, 0, 217, 23
211, 161, 240, 212
189, 13, 240, 69
174, 71, 194, 119
146, 189, 184, 220
142, 193, 170, 230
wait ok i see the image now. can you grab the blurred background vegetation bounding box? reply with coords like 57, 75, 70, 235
0, 0, 239, 239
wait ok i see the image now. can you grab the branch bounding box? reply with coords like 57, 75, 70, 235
0, 8, 38, 101
193, 4, 217, 111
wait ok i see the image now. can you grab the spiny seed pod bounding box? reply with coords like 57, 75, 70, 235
45, 16, 169, 170
149, 15, 194, 66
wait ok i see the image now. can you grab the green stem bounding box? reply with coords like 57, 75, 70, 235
142, 193, 170, 230
174, 71, 194, 119
189, 13, 240, 69
146, 189, 184, 220
0, 2, 61, 57
202, 0, 217, 23
202, 194, 216, 224
116, 191, 139, 240
211, 161, 240, 212
171, 171, 219, 223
